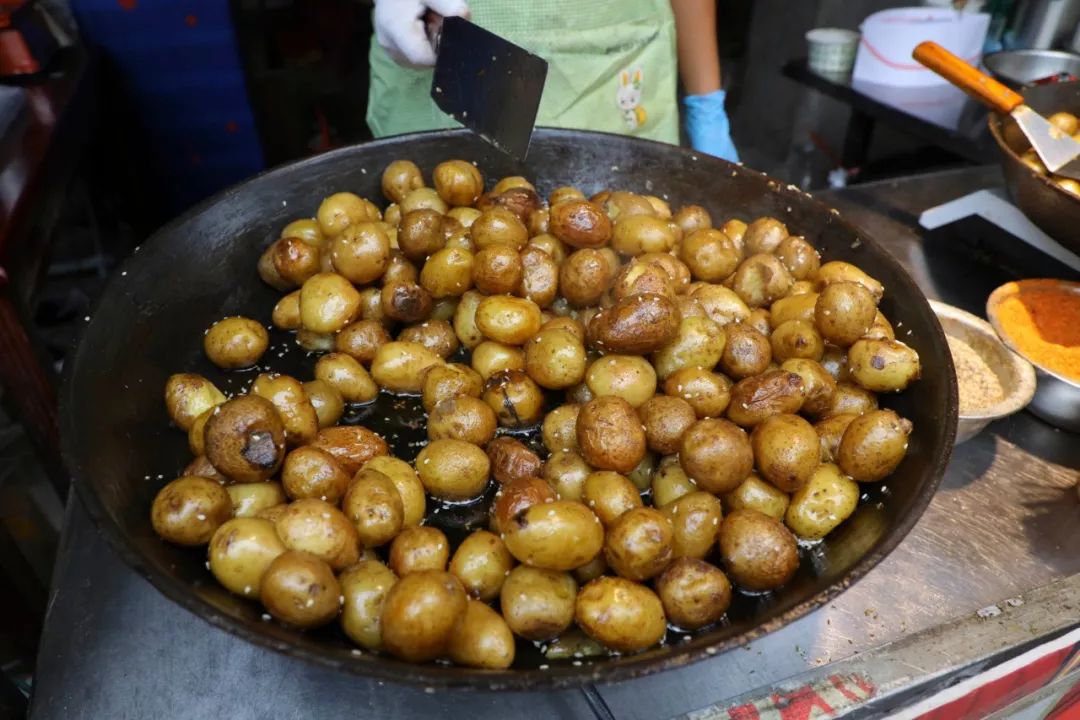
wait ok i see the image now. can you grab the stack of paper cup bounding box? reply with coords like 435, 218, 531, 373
806, 28, 861, 77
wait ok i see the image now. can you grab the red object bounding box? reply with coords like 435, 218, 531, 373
0, 26, 39, 75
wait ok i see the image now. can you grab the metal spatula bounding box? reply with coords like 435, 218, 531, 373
914, 41, 1080, 180
428, 16, 548, 161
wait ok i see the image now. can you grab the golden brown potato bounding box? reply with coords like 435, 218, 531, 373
299, 272, 361, 333
433, 159, 483, 206
816, 261, 883, 303
364, 456, 427, 527
428, 395, 498, 445
380, 281, 433, 324
356, 287, 390, 327
751, 414, 819, 492
281, 446, 350, 503
335, 320, 391, 367
517, 246, 560, 308
718, 508, 798, 591
400, 187, 448, 215
611, 215, 676, 255
529, 233, 568, 263
450, 530, 513, 601
302, 380, 344, 430
452, 290, 486, 349
227, 482, 286, 518
679, 418, 753, 494
663, 367, 732, 418
389, 525, 450, 576
485, 436, 542, 486
744, 217, 788, 255
770, 319, 824, 362
863, 311, 895, 342
549, 199, 612, 248
731, 253, 793, 308
490, 476, 558, 535
447, 599, 516, 670
549, 186, 586, 206
482, 370, 545, 428
662, 490, 723, 559
541, 450, 591, 502
500, 566, 577, 640
471, 340, 526, 380
745, 308, 772, 336
816, 381, 878, 420
311, 425, 388, 475
603, 507, 674, 581
203, 316, 268, 369
693, 284, 751, 327
770, 293, 818, 327
165, 373, 226, 431
651, 316, 726, 381
724, 474, 789, 519
582, 471, 643, 525
274, 498, 359, 570
317, 192, 375, 237
656, 558, 732, 630
472, 245, 522, 295
576, 396, 647, 474
343, 468, 404, 547
847, 338, 921, 393
785, 463, 859, 539
471, 206, 528, 250
815, 413, 857, 463
370, 341, 443, 394
380, 570, 467, 662
398, 209, 446, 261
575, 576, 666, 652
272, 291, 301, 330
340, 559, 397, 651
559, 248, 611, 306
837, 409, 912, 482
281, 217, 325, 248
208, 517, 286, 597
503, 500, 604, 570
475, 295, 543, 345
382, 160, 425, 204
638, 395, 696, 455
260, 550, 341, 628
540, 403, 579, 453
727, 370, 807, 427
421, 362, 483, 413
680, 228, 741, 282
329, 222, 391, 285
420, 246, 474, 299
416, 438, 491, 500
250, 373, 318, 446
311, 355, 376, 408
781, 358, 837, 417
585, 355, 657, 408
720, 323, 772, 379
398, 318, 460, 359
587, 293, 681, 355
151, 476, 232, 546
611, 261, 675, 301
652, 454, 696, 507
204, 395, 286, 483
383, 250, 419, 286
524, 328, 587, 390
815, 282, 876, 348
673, 204, 711, 236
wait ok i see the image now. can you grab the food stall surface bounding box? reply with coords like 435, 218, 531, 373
29, 165, 1080, 720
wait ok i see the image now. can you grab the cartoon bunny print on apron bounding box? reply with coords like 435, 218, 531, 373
617, 68, 647, 131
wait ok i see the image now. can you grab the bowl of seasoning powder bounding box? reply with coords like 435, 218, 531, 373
930, 300, 1036, 443
987, 280, 1080, 433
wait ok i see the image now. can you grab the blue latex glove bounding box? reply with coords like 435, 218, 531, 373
683, 89, 740, 163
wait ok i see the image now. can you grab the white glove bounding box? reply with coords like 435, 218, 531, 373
374, 0, 470, 69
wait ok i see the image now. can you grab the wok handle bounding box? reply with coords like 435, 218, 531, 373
912, 41, 1024, 114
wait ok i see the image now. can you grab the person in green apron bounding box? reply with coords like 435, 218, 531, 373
368, 0, 738, 162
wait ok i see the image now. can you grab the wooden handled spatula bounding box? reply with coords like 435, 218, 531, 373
914, 41, 1080, 181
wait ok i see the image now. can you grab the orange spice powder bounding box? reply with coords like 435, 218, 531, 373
995, 286, 1080, 382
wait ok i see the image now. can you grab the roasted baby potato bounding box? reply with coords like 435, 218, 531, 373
389, 525, 450, 576
380, 571, 467, 662
486, 436, 542, 486
260, 550, 341, 628
837, 409, 912, 482
151, 475, 232, 546
718, 508, 799, 591
500, 566, 577, 640
204, 316, 268, 369
661, 490, 723, 560
656, 558, 732, 630
416, 438, 491, 501
577, 396, 647, 474
723, 474, 789, 520
575, 576, 666, 652
503, 500, 604, 571
203, 395, 287, 483
679, 418, 754, 494
785, 463, 859, 539
846, 338, 921, 392
449, 530, 514, 602
751, 414, 819, 492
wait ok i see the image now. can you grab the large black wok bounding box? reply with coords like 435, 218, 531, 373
990, 82, 1080, 248
62, 129, 956, 690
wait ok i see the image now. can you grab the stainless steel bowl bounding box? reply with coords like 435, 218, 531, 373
987, 280, 1080, 432
930, 300, 1036, 443
983, 49, 1080, 88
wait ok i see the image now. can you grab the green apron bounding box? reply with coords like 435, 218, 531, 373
367, 0, 679, 144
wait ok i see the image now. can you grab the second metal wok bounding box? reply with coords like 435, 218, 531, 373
61, 129, 956, 690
